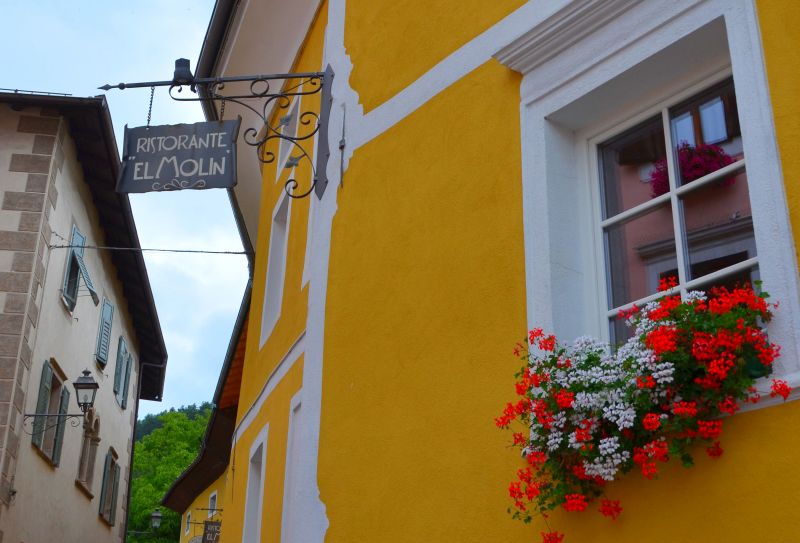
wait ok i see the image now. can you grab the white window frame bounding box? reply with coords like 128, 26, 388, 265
587, 71, 756, 325
243, 424, 268, 543
495, 0, 800, 403
260, 191, 292, 346
280, 391, 303, 543
208, 490, 218, 518
276, 98, 301, 178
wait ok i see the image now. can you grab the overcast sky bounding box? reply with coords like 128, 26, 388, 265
0, 0, 249, 417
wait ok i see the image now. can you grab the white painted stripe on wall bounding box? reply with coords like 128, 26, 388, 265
233, 333, 305, 444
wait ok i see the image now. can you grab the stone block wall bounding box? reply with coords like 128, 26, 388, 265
0, 104, 61, 522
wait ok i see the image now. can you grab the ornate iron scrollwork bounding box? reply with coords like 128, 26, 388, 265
100, 64, 335, 200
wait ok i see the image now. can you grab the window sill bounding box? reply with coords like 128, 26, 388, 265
31, 443, 57, 468
738, 370, 800, 413
98, 513, 114, 527
75, 479, 94, 500
60, 294, 76, 318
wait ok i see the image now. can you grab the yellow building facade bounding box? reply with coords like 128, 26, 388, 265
165, 1, 800, 541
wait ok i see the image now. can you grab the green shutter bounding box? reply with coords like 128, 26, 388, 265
96, 300, 114, 365
70, 225, 86, 256
31, 361, 52, 448
99, 450, 112, 517
121, 353, 133, 409
74, 253, 99, 306
113, 337, 127, 396
51, 386, 70, 465
109, 462, 120, 525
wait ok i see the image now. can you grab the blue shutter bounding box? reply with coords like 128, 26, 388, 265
70, 225, 86, 256
121, 353, 133, 409
109, 462, 120, 525
74, 254, 99, 306
51, 386, 70, 465
113, 337, 127, 397
96, 300, 114, 365
99, 450, 112, 517
31, 361, 52, 448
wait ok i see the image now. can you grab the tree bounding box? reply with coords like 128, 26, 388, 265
127, 406, 211, 542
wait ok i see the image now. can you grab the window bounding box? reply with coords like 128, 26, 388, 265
498, 0, 800, 387
113, 337, 133, 409
208, 491, 218, 518
281, 395, 302, 543
260, 194, 291, 346
243, 425, 268, 543
62, 225, 99, 311
98, 448, 120, 525
76, 410, 100, 495
277, 99, 300, 175
96, 298, 114, 365
31, 359, 69, 465
185, 511, 192, 535
597, 78, 754, 342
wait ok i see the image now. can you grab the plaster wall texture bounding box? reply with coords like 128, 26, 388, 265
344, 0, 526, 113
0, 104, 141, 543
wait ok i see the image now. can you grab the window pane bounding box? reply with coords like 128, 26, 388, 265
670, 78, 742, 187
671, 112, 696, 147
699, 97, 727, 144
599, 116, 666, 218
604, 203, 675, 309
679, 169, 755, 281
609, 316, 634, 346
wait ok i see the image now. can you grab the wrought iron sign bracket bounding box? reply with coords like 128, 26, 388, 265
23, 412, 86, 436
99, 59, 334, 200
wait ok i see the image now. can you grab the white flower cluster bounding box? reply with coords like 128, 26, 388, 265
526, 305, 689, 480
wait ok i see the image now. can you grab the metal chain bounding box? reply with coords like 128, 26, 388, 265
219, 97, 225, 120
146, 86, 155, 127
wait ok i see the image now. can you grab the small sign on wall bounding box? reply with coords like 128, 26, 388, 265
202, 520, 221, 542
117, 120, 240, 192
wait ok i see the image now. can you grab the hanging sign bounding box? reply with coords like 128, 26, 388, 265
117, 119, 240, 193
202, 520, 221, 542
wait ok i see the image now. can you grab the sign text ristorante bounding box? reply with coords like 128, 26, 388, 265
117, 120, 240, 193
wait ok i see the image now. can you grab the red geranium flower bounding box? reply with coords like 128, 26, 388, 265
598, 499, 623, 521
642, 413, 661, 431
770, 379, 791, 401
541, 532, 564, 543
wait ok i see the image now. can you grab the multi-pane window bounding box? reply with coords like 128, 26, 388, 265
62, 225, 99, 311
598, 78, 755, 342
31, 359, 70, 465
98, 448, 120, 525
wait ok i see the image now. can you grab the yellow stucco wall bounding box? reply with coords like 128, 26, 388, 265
318, 4, 800, 543
319, 60, 531, 542
218, 5, 326, 543
758, 0, 800, 255
217, 2, 800, 543
216, 358, 304, 543
179, 472, 226, 543
236, 4, 327, 422
345, 1, 526, 113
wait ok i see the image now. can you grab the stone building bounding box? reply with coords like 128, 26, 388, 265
0, 92, 167, 542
